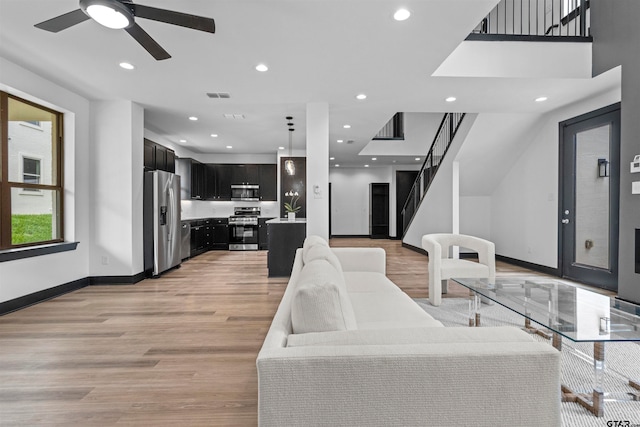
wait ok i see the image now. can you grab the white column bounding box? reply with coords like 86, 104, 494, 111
306, 102, 329, 239
452, 160, 460, 258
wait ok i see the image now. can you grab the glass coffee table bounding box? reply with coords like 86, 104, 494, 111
452, 276, 640, 417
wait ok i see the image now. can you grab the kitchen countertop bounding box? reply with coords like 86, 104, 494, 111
266, 218, 307, 224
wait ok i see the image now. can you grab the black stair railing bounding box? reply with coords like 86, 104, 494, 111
467, 0, 591, 40
400, 113, 466, 237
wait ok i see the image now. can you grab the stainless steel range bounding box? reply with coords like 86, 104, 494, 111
229, 206, 260, 251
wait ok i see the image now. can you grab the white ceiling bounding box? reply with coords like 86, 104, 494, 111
0, 0, 620, 167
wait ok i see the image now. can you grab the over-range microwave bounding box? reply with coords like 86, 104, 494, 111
231, 184, 260, 201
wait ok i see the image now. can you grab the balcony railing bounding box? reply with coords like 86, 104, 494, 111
467, 0, 591, 40
373, 113, 404, 140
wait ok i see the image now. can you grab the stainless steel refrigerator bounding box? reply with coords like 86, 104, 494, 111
144, 170, 181, 276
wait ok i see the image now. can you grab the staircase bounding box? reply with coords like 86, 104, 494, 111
400, 113, 466, 237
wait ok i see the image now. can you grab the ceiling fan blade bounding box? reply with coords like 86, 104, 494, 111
125, 23, 171, 60
34, 9, 90, 33
128, 3, 215, 33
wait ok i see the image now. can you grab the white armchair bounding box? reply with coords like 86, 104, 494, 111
422, 234, 496, 306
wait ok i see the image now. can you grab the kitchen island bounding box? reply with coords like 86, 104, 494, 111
266, 218, 306, 277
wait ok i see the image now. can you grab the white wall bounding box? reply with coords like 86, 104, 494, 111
0, 56, 91, 303
89, 101, 144, 277
490, 90, 620, 267
306, 103, 330, 239
329, 167, 392, 236
460, 196, 492, 242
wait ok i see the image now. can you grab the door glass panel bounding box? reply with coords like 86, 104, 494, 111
574, 124, 610, 269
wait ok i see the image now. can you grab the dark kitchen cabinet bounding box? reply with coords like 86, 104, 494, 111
259, 164, 277, 201
191, 161, 206, 200
190, 220, 207, 257
144, 139, 175, 173
231, 164, 259, 185
211, 218, 229, 250
175, 157, 192, 200
258, 217, 275, 249
213, 164, 232, 200
267, 220, 306, 277
369, 183, 389, 239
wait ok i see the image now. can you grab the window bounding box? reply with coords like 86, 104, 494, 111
0, 91, 64, 248
22, 157, 41, 191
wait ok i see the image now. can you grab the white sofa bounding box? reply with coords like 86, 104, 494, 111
257, 237, 561, 427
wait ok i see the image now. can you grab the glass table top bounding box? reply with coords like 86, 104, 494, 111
451, 277, 640, 343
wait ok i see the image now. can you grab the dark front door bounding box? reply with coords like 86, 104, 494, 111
396, 170, 419, 238
559, 104, 620, 291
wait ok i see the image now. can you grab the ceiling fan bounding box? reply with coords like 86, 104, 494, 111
34, 0, 215, 60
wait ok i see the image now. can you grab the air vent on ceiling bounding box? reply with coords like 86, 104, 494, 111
207, 92, 231, 99
346, 140, 355, 144
223, 113, 245, 119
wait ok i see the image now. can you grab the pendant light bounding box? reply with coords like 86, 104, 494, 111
285, 116, 296, 175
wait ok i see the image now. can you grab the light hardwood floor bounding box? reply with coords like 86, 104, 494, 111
0, 238, 609, 425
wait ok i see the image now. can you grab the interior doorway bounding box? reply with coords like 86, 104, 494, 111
559, 104, 620, 291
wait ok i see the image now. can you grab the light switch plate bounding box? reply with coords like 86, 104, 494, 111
632, 155, 640, 173
633, 181, 640, 195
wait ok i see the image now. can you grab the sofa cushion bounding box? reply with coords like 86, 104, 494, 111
303, 244, 343, 274
302, 235, 329, 261
286, 326, 534, 347
343, 271, 401, 293
291, 259, 357, 334
349, 291, 443, 330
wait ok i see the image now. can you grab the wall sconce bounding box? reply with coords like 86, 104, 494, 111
598, 158, 609, 178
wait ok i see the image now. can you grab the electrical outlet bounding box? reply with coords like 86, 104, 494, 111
101, 256, 109, 265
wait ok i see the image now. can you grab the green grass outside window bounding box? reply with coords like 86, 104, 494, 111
11, 214, 53, 245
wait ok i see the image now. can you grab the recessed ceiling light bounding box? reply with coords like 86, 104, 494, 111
189, 116, 198, 121
394, 8, 411, 21
372, 157, 377, 161
335, 164, 340, 167
392, 160, 397, 163
343, 124, 351, 129
255, 63, 268, 72
330, 157, 335, 160
179, 139, 186, 143
119, 62, 134, 70
210, 133, 218, 137
364, 164, 370, 168
226, 145, 233, 149
356, 94, 367, 100
337, 139, 344, 143
278, 146, 285, 150
445, 96, 457, 102
415, 157, 421, 161
535, 96, 548, 102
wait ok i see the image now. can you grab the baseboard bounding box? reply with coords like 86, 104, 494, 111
330, 234, 371, 238
0, 277, 89, 316
89, 272, 146, 285
0, 272, 147, 315
402, 242, 427, 256
614, 296, 640, 309
495, 255, 560, 277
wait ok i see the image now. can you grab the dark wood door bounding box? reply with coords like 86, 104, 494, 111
370, 183, 389, 239
396, 170, 419, 238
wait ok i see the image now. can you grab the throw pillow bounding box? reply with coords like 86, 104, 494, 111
291, 259, 357, 334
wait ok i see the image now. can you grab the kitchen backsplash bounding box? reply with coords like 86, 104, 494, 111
181, 200, 279, 220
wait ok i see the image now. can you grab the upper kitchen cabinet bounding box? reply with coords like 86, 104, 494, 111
176, 158, 213, 200
231, 164, 259, 185
144, 139, 175, 173
213, 164, 232, 200
259, 164, 277, 201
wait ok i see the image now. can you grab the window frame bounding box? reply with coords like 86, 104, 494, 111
21, 154, 43, 193
0, 91, 65, 249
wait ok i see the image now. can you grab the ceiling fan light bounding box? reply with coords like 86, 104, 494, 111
82, 0, 133, 29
